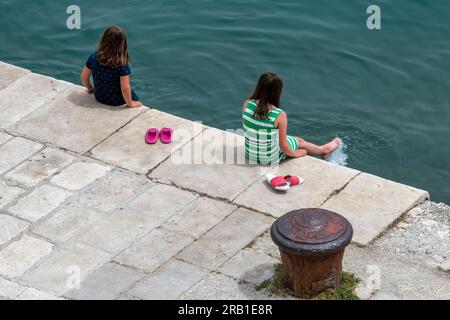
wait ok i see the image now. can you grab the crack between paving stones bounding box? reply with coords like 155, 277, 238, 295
318, 171, 362, 208
84, 108, 149, 156
145, 126, 208, 177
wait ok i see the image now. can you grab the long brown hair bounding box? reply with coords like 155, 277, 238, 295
250, 73, 283, 119
97, 26, 130, 67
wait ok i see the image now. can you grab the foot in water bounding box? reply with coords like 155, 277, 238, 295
322, 138, 341, 159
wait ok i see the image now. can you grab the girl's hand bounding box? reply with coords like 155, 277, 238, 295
127, 101, 143, 108
87, 86, 94, 94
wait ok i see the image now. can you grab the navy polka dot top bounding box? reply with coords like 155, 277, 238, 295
85, 52, 139, 106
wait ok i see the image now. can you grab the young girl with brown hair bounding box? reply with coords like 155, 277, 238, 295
81, 26, 142, 107
242, 73, 340, 164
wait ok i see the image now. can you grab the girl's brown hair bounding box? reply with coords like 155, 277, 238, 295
250, 73, 283, 119
97, 26, 130, 67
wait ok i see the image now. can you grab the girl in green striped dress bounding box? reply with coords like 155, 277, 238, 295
242, 73, 340, 165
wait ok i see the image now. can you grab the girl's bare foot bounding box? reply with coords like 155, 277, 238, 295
321, 138, 341, 158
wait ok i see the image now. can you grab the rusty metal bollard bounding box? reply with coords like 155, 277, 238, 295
271, 208, 353, 298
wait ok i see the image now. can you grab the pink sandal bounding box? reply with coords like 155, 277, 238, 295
160, 127, 173, 144
145, 128, 159, 144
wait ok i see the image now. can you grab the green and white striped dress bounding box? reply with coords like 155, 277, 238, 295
242, 100, 299, 164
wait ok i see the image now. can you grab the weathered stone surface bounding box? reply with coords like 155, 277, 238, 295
321, 173, 429, 245
33, 203, 103, 244
0, 235, 53, 278
12, 85, 145, 153
177, 208, 273, 270
0, 137, 43, 175
0, 132, 13, 145
20, 243, 109, 295
0, 277, 26, 299
0, 61, 28, 91
51, 161, 111, 191
0, 73, 70, 129
128, 259, 208, 300
8, 185, 73, 222
78, 184, 195, 254
162, 197, 237, 239
116, 295, 140, 300
92, 109, 204, 174
116, 228, 194, 272
218, 249, 278, 285
439, 259, 450, 272
252, 232, 280, 261
15, 287, 64, 300
65, 262, 144, 300
78, 169, 150, 212
5, 148, 74, 187
179, 273, 270, 300
150, 127, 270, 200
234, 156, 360, 217
0, 181, 26, 209
0, 214, 29, 246
122, 183, 196, 222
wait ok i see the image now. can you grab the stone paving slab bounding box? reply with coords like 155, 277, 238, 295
0, 235, 53, 278
0, 214, 29, 247
91, 109, 205, 174
128, 259, 209, 300
161, 197, 237, 239
11, 85, 146, 153
251, 232, 281, 260
51, 161, 111, 191
115, 228, 194, 273
0, 61, 28, 91
150, 127, 271, 200
0, 181, 26, 210
321, 173, 429, 246
0, 277, 27, 299
179, 273, 270, 300
0, 73, 70, 129
15, 287, 64, 300
78, 184, 196, 254
234, 156, 360, 217
8, 185, 73, 222
0, 132, 13, 145
65, 262, 145, 300
218, 248, 278, 285
5, 148, 75, 187
20, 242, 110, 295
0, 137, 43, 175
78, 169, 150, 212
177, 208, 273, 270
32, 203, 104, 244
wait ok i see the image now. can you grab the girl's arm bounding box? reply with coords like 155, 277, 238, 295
81, 66, 94, 93
120, 75, 142, 108
242, 99, 250, 113
276, 112, 307, 158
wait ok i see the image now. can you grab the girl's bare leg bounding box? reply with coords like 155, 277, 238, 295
295, 137, 340, 157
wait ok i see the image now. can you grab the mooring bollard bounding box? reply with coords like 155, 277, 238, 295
271, 208, 353, 298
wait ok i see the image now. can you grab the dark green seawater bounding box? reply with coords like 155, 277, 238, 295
1, 0, 449, 203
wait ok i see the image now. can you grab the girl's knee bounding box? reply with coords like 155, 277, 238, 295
295, 137, 304, 145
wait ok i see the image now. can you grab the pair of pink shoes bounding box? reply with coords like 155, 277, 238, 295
145, 128, 173, 144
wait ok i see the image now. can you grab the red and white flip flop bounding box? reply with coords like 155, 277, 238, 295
265, 174, 304, 191
283, 175, 304, 187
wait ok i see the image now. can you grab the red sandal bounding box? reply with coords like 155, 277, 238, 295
266, 174, 290, 191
